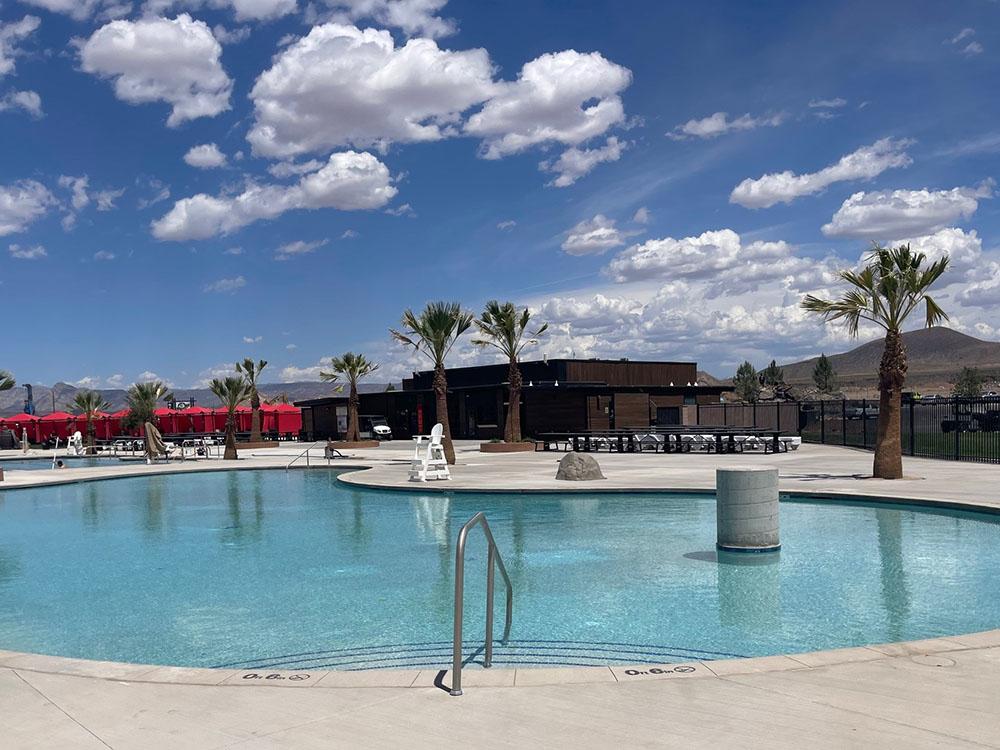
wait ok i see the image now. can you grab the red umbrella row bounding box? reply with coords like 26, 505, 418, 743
0, 404, 302, 443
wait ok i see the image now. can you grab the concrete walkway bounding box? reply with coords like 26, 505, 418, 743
1, 442, 999, 747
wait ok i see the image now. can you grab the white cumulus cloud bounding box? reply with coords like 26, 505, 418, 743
0, 90, 42, 117
275, 238, 328, 260
184, 143, 228, 169
0, 15, 40, 78
0, 180, 55, 235
822, 181, 992, 239
541, 136, 625, 187
152, 151, 397, 240
730, 137, 913, 209
562, 214, 637, 256
203, 275, 246, 293
9, 243, 47, 260
80, 14, 232, 127
316, 0, 456, 38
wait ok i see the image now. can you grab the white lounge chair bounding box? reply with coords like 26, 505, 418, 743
409, 423, 451, 482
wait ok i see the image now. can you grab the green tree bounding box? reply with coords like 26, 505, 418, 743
235, 358, 268, 443
953, 367, 985, 397
472, 301, 548, 442
391, 301, 473, 464
760, 359, 785, 388
210, 376, 251, 460
812, 353, 838, 395
124, 381, 172, 458
72, 390, 111, 453
733, 361, 761, 403
802, 243, 949, 479
321, 353, 380, 442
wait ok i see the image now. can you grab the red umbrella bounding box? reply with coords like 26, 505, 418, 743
234, 405, 252, 432
78, 410, 112, 440
182, 406, 213, 433
3, 412, 40, 442
39, 411, 77, 441
152, 407, 178, 434
270, 403, 302, 436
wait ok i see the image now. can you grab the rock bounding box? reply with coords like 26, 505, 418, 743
555, 452, 605, 481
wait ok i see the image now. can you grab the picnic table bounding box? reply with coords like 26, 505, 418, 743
534, 427, 788, 454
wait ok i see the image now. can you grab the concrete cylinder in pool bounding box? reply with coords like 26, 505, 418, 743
716, 466, 780, 552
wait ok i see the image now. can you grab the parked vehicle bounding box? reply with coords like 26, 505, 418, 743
845, 405, 879, 420
359, 415, 392, 441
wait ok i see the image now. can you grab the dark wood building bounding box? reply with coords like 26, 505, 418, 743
296, 358, 729, 441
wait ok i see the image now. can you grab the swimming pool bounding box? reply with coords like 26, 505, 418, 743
0, 469, 996, 670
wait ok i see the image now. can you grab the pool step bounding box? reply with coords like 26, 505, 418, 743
215, 640, 746, 672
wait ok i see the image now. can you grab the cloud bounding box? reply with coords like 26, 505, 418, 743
285, 343, 297, 350
224, 246, 244, 254
267, 159, 324, 179
57, 176, 124, 227
946, 28, 983, 56
957, 261, 1000, 307
242, 335, 262, 343
0, 15, 40, 78
808, 98, 847, 109
822, 181, 992, 239
562, 214, 638, 256
152, 151, 397, 240
888, 228, 982, 279
19, 1, 129, 21
136, 177, 170, 210
315, 0, 457, 38
95, 188, 125, 210
279, 362, 325, 381
80, 14, 232, 127
9, 243, 47, 259
540, 136, 625, 187
497, 220, 516, 230
340, 229, 358, 239
93, 250, 116, 260
466, 50, 631, 159
183, 143, 227, 169
247, 23, 496, 158
212, 24, 250, 44
730, 137, 913, 208
203, 275, 246, 293
275, 238, 328, 260
143, 0, 297, 22
667, 111, 784, 140
0, 90, 43, 117
632, 206, 650, 224
0, 180, 55, 235
58, 175, 91, 211
384, 202, 415, 217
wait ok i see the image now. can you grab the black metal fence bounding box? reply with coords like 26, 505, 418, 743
695, 397, 1000, 464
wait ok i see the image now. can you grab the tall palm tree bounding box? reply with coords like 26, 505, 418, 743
0, 370, 14, 393
235, 358, 268, 443
124, 381, 172, 458
320, 353, 380, 442
472, 301, 547, 443
802, 244, 949, 479
391, 301, 473, 464
210, 376, 251, 460
72, 390, 111, 453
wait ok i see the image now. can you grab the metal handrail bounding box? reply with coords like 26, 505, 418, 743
285, 441, 324, 471
451, 512, 513, 696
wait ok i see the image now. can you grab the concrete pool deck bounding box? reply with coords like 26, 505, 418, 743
1, 441, 999, 747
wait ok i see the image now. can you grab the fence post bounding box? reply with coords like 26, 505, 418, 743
842, 400, 847, 446
862, 398, 867, 448
752, 402, 757, 428
723, 402, 727, 425
696, 403, 700, 425
954, 399, 960, 461
776, 402, 781, 432
820, 400, 826, 443
908, 401, 915, 456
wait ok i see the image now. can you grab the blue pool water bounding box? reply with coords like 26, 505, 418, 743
1, 457, 126, 471
0, 469, 997, 670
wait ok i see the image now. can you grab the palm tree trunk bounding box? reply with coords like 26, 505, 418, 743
347, 381, 360, 442
224, 413, 239, 460
86, 418, 96, 455
433, 364, 456, 464
873, 329, 906, 479
505, 358, 523, 443
250, 392, 262, 443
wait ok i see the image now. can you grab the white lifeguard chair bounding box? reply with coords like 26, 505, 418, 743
409, 423, 451, 482
67, 431, 84, 456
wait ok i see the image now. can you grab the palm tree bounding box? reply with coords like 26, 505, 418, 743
802, 244, 949, 479
0, 370, 14, 393
391, 301, 473, 464
209, 376, 251, 460
235, 358, 268, 443
124, 381, 172, 458
320, 353, 380, 442
72, 390, 111, 453
472, 301, 547, 442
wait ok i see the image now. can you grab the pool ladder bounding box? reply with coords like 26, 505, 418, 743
450, 512, 513, 696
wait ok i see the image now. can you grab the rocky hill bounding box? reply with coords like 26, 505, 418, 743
0, 381, 395, 417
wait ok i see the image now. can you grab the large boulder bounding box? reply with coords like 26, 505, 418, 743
556, 452, 606, 481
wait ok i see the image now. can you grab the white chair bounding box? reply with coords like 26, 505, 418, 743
409, 423, 451, 482
68, 431, 84, 456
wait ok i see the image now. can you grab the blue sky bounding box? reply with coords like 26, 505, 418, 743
1, 0, 998, 388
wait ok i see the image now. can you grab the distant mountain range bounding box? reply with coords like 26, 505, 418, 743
0, 381, 395, 417
778, 327, 1000, 396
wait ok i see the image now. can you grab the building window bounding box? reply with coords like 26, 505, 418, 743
683, 395, 697, 406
